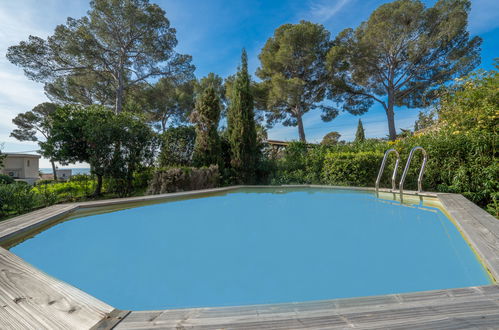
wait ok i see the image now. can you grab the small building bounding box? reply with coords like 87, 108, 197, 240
0, 153, 41, 184
56, 169, 72, 181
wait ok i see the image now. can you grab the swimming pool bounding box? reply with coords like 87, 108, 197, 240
9, 187, 492, 311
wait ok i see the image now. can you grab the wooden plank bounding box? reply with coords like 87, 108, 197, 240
90, 309, 130, 330
0, 247, 114, 330
438, 193, 499, 280
115, 285, 499, 329
0, 204, 78, 246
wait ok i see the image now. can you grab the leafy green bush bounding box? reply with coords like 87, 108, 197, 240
0, 174, 14, 185
322, 151, 384, 186
35, 183, 58, 207
0, 183, 38, 215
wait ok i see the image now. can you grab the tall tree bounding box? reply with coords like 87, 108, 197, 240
196, 73, 227, 117
227, 49, 258, 183
326, 0, 481, 140
191, 82, 222, 167
7, 0, 194, 113
354, 119, 365, 142
257, 21, 334, 142
10, 103, 59, 180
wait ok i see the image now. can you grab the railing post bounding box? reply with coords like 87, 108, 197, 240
375, 149, 400, 193
399, 146, 428, 197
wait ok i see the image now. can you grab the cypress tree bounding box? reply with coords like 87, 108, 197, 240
227, 49, 258, 183
355, 119, 365, 143
191, 85, 222, 167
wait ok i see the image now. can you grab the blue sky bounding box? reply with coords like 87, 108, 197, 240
0, 0, 498, 168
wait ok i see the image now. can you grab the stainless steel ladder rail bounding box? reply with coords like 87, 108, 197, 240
399, 146, 428, 195
375, 149, 400, 193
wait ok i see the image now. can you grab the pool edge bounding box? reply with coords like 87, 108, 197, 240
1, 185, 499, 329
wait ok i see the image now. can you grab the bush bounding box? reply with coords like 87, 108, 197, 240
0, 174, 14, 185
0, 183, 38, 215
270, 131, 497, 216
147, 165, 219, 194
322, 151, 384, 186
35, 183, 58, 207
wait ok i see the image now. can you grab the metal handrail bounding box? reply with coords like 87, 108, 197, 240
375, 149, 400, 192
399, 146, 428, 195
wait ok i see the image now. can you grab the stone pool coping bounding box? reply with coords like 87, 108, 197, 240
0, 185, 498, 329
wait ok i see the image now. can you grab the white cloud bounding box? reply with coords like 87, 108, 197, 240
306, 0, 351, 22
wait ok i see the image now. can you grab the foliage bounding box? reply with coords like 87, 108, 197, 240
0, 174, 14, 185
354, 119, 365, 142
159, 126, 196, 167
10, 102, 59, 179
127, 78, 196, 132
326, 0, 481, 140
227, 49, 258, 183
41, 105, 156, 196
191, 83, 222, 167
196, 73, 227, 116
321, 131, 341, 145
147, 165, 219, 194
7, 0, 194, 113
414, 109, 437, 131
322, 152, 384, 186
271, 131, 497, 215
257, 21, 333, 142
438, 67, 498, 135
0, 183, 38, 215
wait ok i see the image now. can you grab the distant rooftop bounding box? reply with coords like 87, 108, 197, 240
4, 153, 41, 158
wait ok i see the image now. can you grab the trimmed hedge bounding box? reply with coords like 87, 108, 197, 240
322, 151, 383, 186
147, 165, 219, 194
270, 131, 497, 216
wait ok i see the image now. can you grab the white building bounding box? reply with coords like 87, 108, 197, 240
56, 169, 72, 181
0, 153, 41, 184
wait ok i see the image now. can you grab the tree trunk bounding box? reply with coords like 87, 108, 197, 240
115, 70, 124, 114
296, 113, 306, 142
50, 160, 57, 181
386, 91, 397, 141
93, 174, 103, 196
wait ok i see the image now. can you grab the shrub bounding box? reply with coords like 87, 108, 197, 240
0, 174, 14, 185
322, 151, 384, 186
0, 183, 38, 215
36, 183, 58, 207
147, 165, 219, 194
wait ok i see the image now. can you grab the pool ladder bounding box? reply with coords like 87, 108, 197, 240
375, 146, 428, 197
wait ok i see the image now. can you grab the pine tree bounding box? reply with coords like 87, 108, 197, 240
227, 49, 258, 183
191, 85, 222, 167
354, 119, 365, 143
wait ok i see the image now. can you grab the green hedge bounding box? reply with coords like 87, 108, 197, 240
270, 131, 497, 216
322, 151, 384, 186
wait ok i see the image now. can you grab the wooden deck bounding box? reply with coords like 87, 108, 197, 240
116, 285, 499, 329
0, 185, 498, 329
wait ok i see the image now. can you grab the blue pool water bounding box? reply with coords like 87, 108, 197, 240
10, 188, 491, 310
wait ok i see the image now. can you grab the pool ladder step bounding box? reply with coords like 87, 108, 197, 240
375, 146, 428, 197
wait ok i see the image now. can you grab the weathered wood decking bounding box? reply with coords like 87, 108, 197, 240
0, 246, 115, 329
0, 185, 498, 329
116, 285, 499, 329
